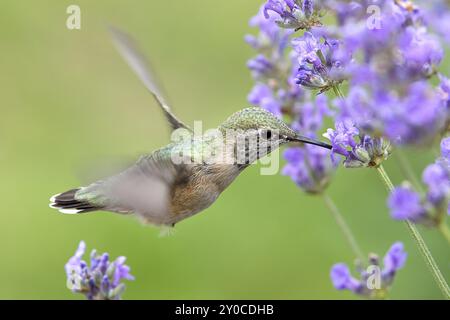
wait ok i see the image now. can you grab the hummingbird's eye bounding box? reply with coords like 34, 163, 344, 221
260, 129, 272, 140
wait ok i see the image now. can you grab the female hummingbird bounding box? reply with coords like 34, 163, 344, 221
49, 28, 332, 227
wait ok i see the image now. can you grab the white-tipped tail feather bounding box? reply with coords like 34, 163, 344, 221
49, 193, 61, 203
49, 188, 99, 214
50, 206, 83, 215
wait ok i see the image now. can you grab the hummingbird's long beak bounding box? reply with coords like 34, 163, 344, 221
287, 135, 333, 150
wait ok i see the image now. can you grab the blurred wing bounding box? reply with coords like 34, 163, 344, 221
80, 150, 188, 224
75, 155, 137, 185
109, 26, 191, 132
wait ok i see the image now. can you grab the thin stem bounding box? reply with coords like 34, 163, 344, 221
402, 220, 450, 299
322, 193, 366, 262
376, 165, 450, 300
332, 85, 340, 98
377, 164, 395, 190
333, 84, 345, 99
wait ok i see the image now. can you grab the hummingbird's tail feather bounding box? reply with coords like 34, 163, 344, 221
49, 188, 101, 214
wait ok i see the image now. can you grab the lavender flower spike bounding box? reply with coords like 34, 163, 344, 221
323, 120, 391, 168
302, 0, 313, 19
330, 263, 363, 292
65, 241, 134, 300
441, 137, 450, 161
331, 242, 407, 299
388, 136, 450, 225
388, 185, 427, 222
382, 242, 407, 285
263, 0, 322, 30
292, 32, 344, 92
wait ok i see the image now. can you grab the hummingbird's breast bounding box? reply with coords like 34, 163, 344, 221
166, 132, 256, 225
169, 162, 241, 224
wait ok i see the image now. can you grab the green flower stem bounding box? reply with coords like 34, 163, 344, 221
334, 85, 345, 99
322, 193, 366, 263
377, 165, 450, 300
332, 86, 341, 98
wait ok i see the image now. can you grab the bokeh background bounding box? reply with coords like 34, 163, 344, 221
0, 0, 448, 299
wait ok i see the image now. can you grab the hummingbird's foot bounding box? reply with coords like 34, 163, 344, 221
158, 225, 176, 237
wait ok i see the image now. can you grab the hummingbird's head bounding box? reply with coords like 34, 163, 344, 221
219, 107, 331, 148
219, 107, 296, 140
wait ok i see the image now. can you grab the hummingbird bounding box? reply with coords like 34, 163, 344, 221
49, 28, 332, 227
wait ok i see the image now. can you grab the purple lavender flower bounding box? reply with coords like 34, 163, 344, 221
292, 31, 321, 63
399, 26, 443, 77
423, 163, 450, 205
245, 5, 293, 54
438, 74, 450, 112
388, 136, 450, 224
263, 0, 322, 30
302, 0, 313, 18
322, 0, 448, 147
247, 54, 274, 78
282, 144, 337, 193
247, 84, 283, 118
422, 0, 450, 44
323, 120, 391, 168
248, 83, 272, 106
113, 256, 133, 287
282, 95, 337, 193
330, 263, 362, 292
423, 137, 450, 212
291, 94, 331, 135
331, 87, 378, 133
382, 242, 407, 280
246, 6, 295, 118
441, 137, 450, 160
263, 0, 296, 20
334, 82, 446, 146
323, 0, 363, 26
260, 97, 283, 118
385, 241, 408, 265
331, 242, 407, 299
247, 9, 337, 193
292, 32, 344, 92
388, 185, 427, 221
246, 5, 306, 116
383, 82, 445, 145
65, 241, 134, 300
65, 240, 86, 277
296, 60, 329, 90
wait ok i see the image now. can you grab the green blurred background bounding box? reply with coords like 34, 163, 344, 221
0, 0, 448, 299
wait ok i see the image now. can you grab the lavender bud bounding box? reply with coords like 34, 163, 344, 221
331, 242, 407, 299
368, 253, 380, 266
65, 241, 134, 300
263, 0, 322, 30
302, 0, 313, 18
324, 121, 391, 168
